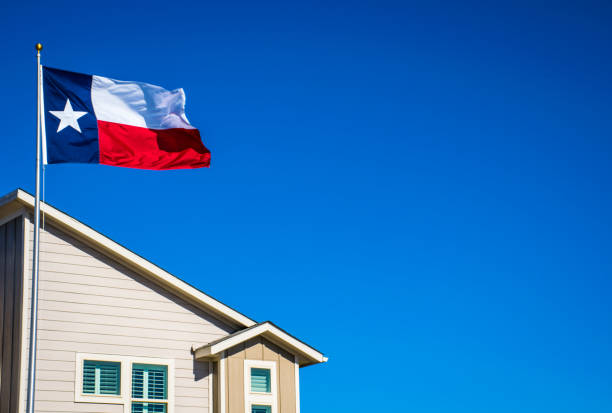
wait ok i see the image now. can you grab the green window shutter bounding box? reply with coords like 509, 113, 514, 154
147, 368, 166, 399
251, 406, 271, 413
132, 367, 145, 399
132, 402, 167, 413
83, 361, 96, 394
83, 361, 120, 395
250, 368, 271, 393
132, 364, 167, 399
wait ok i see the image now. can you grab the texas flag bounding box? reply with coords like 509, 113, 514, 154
42, 67, 210, 170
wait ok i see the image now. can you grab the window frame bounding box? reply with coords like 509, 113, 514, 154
243, 359, 277, 413
83, 359, 122, 396
130, 363, 169, 413
249, 368, 271, 393
75, 353, 127, 404
75, 353, 174, 413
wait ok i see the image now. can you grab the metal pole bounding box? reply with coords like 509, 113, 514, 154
26, 42, 43, 413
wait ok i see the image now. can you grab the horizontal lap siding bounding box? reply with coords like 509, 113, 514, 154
22, 219, 234, 413
31, 401, 123, 413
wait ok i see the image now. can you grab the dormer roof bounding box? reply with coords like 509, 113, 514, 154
194, 321, 327, 367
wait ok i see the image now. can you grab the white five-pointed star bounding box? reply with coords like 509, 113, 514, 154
49, 98, 88, 133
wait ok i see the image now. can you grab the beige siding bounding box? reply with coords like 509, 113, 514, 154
224, 338, 296, 413
226, 357, 244, 413
21, 218, 235, 413
0, 216, 25, 413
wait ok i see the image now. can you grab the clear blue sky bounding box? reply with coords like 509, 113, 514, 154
2, 1, 611, 411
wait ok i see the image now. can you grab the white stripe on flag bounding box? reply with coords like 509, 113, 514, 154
91, 75, 195, 130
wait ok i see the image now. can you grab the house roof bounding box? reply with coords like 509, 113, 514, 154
0, 188, 262, 328
194, 321, 328, 367
0, 188, 327, 366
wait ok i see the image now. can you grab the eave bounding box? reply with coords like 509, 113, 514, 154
194, 321, 328, 367
0, 188, 256, 329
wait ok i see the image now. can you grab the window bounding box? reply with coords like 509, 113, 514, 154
83, 360, 121, 395
244, 360, 277, 413
250, 368, 271, 393
131, 364, 168, 413
75, 354, 174, 413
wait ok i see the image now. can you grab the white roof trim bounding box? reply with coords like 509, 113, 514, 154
7, 189, 256, 328
194, 322, 327, 366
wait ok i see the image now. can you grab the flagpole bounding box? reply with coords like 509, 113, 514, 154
26, 42, 43, 413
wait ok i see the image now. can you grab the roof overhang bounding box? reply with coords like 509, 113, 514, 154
194, 322, 328, 367
0, 189, 256, 329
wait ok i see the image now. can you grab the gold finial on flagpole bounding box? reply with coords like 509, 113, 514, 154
35, 43, 43, 52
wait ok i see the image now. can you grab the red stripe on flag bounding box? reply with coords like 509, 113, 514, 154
97, 121, 210, 170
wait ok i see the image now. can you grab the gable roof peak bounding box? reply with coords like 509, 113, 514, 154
1, 188, 256, 329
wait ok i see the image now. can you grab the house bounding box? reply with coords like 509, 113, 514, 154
0, 189, 326, 413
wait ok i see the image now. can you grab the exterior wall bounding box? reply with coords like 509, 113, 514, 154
21, 216, 236, 413
225, 337, 296, 413
0, 216, 25, 413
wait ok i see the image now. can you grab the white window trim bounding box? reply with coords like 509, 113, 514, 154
75, 353, 126, 404
75, 353, 175, 413
243, 359, 277, 413
220, 352, 226, 413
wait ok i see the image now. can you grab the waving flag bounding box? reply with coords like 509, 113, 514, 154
42, 67, 210, 170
